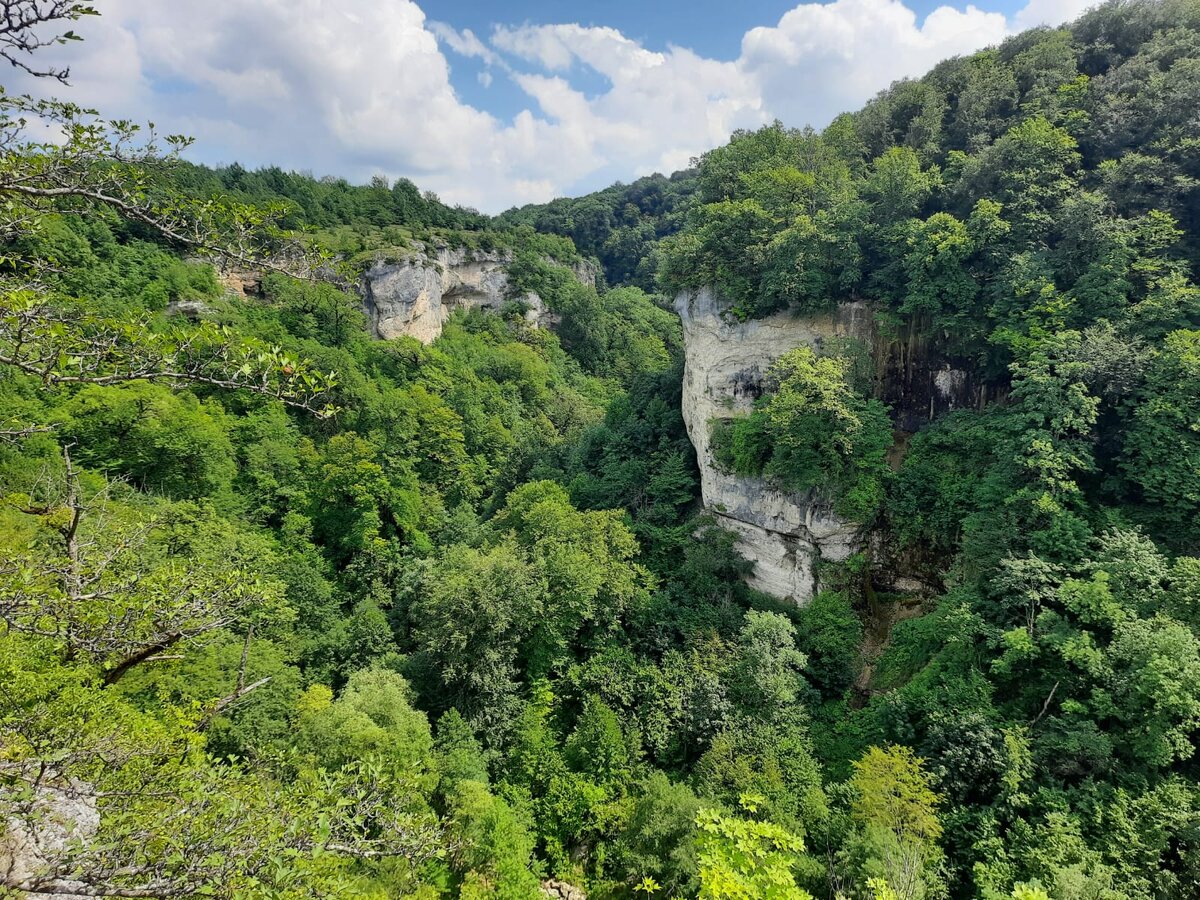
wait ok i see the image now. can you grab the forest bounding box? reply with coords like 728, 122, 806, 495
2, 0, 1200, 898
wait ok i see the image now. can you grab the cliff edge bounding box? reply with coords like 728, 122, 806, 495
361, 245, 594, 344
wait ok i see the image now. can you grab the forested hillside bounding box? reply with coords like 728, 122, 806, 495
2, 1, 1200, 899
656, 0, 1200, 896
498, 171, 698, 292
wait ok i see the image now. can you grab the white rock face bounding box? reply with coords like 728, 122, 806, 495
363, 246, 559, 344
1, 782, 99, 898
675, 287, 874, 604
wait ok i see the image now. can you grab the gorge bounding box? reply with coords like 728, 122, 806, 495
7, 1, 1200, 897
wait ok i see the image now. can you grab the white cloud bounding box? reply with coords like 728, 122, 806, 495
1012, 0, 1098, 32
741, 0, 1010, 128
13, 0, 532, 209
497, 24, 767, 177
429, 21, 499, 66
9, 0, 1099, 213
493, 23, 666, 79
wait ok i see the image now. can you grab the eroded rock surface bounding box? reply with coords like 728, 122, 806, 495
1, 782, 98, 899
675, 287, 874, 604
362, 245, 589, 344
542, 879, 587, 900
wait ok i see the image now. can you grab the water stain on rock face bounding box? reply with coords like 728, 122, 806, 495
729, 367, 766, 402
674, 287, 988, 605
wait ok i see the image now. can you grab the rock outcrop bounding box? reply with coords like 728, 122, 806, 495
216, 267, 263, 297
675, 287, 875, 604
1, 782, 99, 898
541, 879, 587, 900
362, 245, 593, 344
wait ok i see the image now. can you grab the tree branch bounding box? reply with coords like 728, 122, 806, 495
197, 676, 272, 731
0, 1, 97, 82
102, 635, 182, 686
1029, 680, 1060, 728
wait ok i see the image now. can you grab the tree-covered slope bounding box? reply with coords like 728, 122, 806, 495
661, 0, 1200, 327
497, 170, 698, 291
651, 1, 1200, 896
659, 0, 1200, 546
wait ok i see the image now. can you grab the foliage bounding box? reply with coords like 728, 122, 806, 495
849, 746, 943, 900
695, 803, 812, 900
498, 171, 698, 290
712, 347, 893, 519
7, 2, 1200, 898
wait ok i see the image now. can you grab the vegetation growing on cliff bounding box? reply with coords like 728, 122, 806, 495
3, 1, 1200, 899
711, 347, 893, 520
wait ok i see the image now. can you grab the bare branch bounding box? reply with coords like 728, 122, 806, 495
102, 635, 184, 685
1030, 680, 1060, 728
197, 676, 273, 731
0, 419, 53, 440
0, 1, 97, 82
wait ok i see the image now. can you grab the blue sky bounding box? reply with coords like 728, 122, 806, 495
19, 0, 1090, 212
430, 0, 1033, 145
431, 0, 1033, 55
436, 1, 827, 118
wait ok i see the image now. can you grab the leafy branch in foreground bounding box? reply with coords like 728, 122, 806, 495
0, 33, 349, 419
0, 713, 454, 898
0, 1, 96, 82
0, 93, 340, 280
0, 449, 292, 684
0, 456, 456, 897
0, 291, 339, 416
0, 94, 344, 420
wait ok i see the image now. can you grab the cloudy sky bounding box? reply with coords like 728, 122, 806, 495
15, 0, 1096, 213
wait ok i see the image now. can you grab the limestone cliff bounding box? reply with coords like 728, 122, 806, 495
362, 245, 593, 344
675, 286, 997, 603
675, 287, 874, 604
0, 781, 98, 898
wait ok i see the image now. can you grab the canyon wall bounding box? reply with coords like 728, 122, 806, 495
675, 287, 995, 604
362, 245, 594, 344
675, 287, 874, 604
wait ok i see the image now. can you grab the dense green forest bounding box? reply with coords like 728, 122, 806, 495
498, 172, 698, 292
3, 1, 1200, 898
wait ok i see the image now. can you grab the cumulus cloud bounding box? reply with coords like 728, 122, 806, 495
11, 0, 1099, 212
493, 22, 666, 77
497, 24, 766, 177
14, 0, 559, 210
1012, 0, 1099, 32
742, 0, 1010, 127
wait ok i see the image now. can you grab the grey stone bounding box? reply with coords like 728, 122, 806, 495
362, 245, 571, 344
541, 878, 587, 900
1, 781, 98, 899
